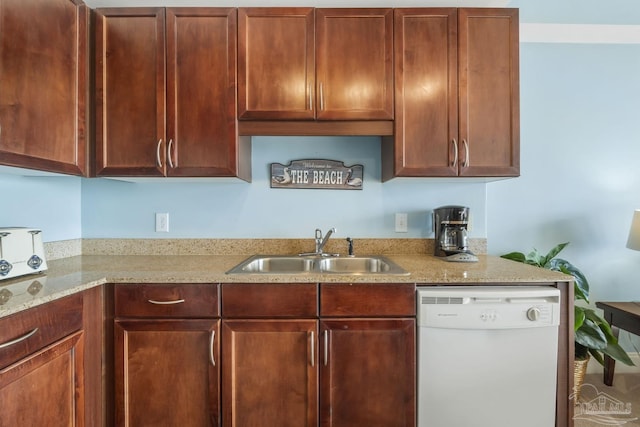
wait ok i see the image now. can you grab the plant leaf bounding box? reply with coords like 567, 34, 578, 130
575, 318, 607, 350
540, 242, 569, 267
500, 252, 526, 263
576, 308, 634, 365
583, 308, 614, 337
525, 248, 544, 266
603, 341, 635, 366
548, 258, 590, 302
574, 306, 586, 330
589, 348, 605, 366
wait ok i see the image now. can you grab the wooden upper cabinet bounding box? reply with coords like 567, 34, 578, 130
458, 8, 519, 177
0, 0, 88, 176
166, 8, 241, 177
385, 8, 519, 180
95, 8, 166, 176
238, 8, 315, 120
390, 8, 458, 178
95, 7, 248, 179
238, 7, 393, 122
316, 8, 394, 120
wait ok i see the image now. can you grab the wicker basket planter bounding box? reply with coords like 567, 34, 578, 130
573, 355, 590, 403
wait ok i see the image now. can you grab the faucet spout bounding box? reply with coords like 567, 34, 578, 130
315, 227, 336, 255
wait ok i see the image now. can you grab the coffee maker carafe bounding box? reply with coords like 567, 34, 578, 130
433, 205, 478, 262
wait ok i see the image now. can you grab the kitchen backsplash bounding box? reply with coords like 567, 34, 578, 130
45, 238, 487, 259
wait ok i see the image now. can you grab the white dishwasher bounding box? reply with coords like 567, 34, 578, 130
417, 286, 560, 427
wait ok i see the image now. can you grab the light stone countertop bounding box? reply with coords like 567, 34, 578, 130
0, 253, 571, 319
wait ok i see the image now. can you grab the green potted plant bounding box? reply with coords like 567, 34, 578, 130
500, 242, 634, 399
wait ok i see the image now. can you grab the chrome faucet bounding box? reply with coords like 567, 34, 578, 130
298, 227, 338, 257
315, 227, 336, 255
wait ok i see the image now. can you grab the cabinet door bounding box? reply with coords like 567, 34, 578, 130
0, 331, 84, 427
95, 8, 166, 176
238, 8, 315, 120
222, 319, 318, 427
0, 0, 88, 176
320, 319, 416, 427
390, 8, 458, 178
458, 8, 519, 177
316, 8, 393, 120
114, 319, 220, 426
166, 8, 240, 177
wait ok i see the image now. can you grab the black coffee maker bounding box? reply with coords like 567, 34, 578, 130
433, 205, 478, 262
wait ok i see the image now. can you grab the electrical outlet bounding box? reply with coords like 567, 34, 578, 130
156, 213, 169, 232
395, 213, 408, 233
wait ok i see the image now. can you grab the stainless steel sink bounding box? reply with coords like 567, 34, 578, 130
226, 255, 409, 275
233, 256, 315, 273
318, 257, 404, 274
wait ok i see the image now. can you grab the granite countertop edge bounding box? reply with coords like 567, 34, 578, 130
0, 254, 572, 319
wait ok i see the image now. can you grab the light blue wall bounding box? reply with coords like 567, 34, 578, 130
510, 0, 640, 24
487, 42, 640, 302
81, 137, 487, 238
0, 171, 82, 241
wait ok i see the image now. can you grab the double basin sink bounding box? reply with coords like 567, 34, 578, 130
226, 255, 409, 276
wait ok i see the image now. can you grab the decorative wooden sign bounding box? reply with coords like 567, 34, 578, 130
271, 159, 363, 190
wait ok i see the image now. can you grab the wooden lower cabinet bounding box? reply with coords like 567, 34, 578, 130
0, 331, 84, 427
114, 319, 220, 426
221, 319, 318, 427
220, 283, 416, 427
221, 318, 416, 427
319, 283, 417, 427
0, 293, 85, 427
113, 283, 221, 426
320, 319, 416, 427
112, 283, 417, 427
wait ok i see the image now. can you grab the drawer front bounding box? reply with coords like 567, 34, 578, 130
222, 283, 318, 318
115, 284, 219, 318
320, 283, 416, 317
0, 293, 83, 369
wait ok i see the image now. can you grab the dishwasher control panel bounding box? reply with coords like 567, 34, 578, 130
417, 286, 560, 329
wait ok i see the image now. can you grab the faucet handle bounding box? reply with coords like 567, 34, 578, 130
315, 229, 322, 240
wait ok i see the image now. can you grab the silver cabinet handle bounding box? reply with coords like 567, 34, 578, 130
451, 139, 458, 167
209, 330, 216, 366
167, 139, 175, 168
319, 82, 324, 111
156, 139, 163, 167
147, 299, 185, 305
0, 328, 38, 349
309, 84, 313, 111
323, 329, 328, 366
310, 331, 315, 367
462, 139, 470, 168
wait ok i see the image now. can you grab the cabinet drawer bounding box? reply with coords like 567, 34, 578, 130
115, 284, 219, 318
0, 293, 83, 369
320, 283, 416, 316
222, 283, 318, 318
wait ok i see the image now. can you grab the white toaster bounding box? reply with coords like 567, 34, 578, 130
0, 227, 48, 280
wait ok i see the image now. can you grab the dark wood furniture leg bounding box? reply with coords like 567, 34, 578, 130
595, 301, 640, 387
